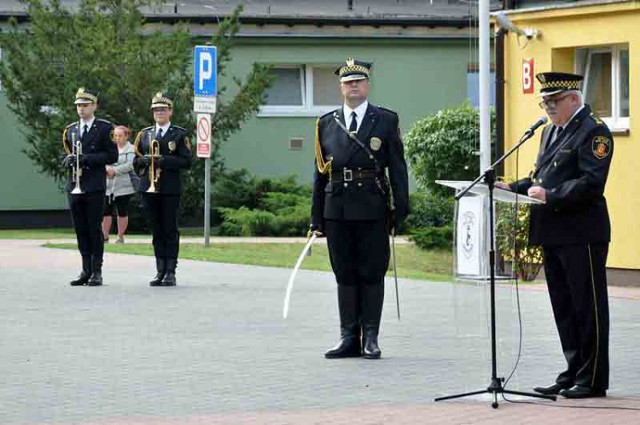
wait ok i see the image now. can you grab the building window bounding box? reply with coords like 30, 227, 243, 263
576, 45, 629, 131
466, 64, 496, 108
260, 65, 341, 117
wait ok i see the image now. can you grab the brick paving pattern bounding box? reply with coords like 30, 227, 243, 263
1, 240, 639, 424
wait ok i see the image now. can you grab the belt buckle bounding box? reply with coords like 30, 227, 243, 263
343, 168, 353, 182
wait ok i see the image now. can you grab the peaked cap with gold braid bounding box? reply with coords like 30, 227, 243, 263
536, 72, 583, 97
74, 87, 98, 104
334, 58, 372, 83
151, 92, 174, 109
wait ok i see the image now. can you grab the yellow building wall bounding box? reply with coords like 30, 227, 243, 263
502, 2, 640, 269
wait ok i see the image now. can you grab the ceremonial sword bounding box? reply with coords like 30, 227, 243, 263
283, 232, 319, 319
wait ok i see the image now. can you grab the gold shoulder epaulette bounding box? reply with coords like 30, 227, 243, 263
589, 113, 605, 126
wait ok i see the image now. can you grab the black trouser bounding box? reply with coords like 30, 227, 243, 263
69, 191, 105, 261
542, 243, 610, 390
143, 194, 180, 260
325, 219, 389, 335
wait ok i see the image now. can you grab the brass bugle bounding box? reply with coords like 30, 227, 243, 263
70, 134, 83, 194
146, 139, 161, 193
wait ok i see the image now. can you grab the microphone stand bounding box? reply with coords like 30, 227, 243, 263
434, 126, 556, 408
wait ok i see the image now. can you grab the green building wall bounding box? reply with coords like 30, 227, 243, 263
0, 93, 67, 211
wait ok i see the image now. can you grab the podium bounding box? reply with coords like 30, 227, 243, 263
436, 180, 543, 282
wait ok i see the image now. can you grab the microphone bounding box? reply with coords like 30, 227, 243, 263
526, 116, 548, 134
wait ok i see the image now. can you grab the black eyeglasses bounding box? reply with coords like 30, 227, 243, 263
538, 93, 572, 109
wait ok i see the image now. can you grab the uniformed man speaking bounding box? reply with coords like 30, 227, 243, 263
61, 88, 117, 286
498, 72, 614, 398
310, 58, 409, 359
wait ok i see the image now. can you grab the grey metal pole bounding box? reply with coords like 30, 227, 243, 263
204, 157, 211, 247
479, 0, 491, 171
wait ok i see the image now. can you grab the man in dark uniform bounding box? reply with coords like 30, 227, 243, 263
310, 58, 409, 359
498, 72, 613, 398
134, 92, 192, 286
61, 88, 117, 286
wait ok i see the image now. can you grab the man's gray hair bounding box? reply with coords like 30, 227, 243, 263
568, 90, 584, 105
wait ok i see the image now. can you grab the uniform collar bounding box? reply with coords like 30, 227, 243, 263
343, 100, 369, 121
155, 122, 171, 135
80, 117, 95, 129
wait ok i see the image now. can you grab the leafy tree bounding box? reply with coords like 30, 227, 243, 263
0, 0, 273, 220
404, 102, 495, 197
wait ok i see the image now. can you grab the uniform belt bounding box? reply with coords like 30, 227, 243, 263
332, 168, 380, 182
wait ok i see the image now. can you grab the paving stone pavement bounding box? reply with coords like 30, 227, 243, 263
1, 240, 639, 425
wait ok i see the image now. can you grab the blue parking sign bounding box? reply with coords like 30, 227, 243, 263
193, 46, 217, 96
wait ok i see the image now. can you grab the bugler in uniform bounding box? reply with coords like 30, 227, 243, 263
133, 92, 192, 286
310, 58, 409, 359
508, 72, 613, 398
61, 88, 117, 286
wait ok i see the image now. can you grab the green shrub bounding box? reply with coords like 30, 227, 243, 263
212, 169, 259, 211
217, 221, 243, 236
496, 202, 543, 281
259, 192, 307, 213
404, 191, 455, 231
405, 102, 495, 196
214, 172, 313, 236
410, 226, 453, 250
218, 207, 279, 236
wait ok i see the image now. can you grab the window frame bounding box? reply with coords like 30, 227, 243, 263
259, 64, 340, 117
577, 45, 629, 132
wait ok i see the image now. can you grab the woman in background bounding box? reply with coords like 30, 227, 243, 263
102, 125, 137, 243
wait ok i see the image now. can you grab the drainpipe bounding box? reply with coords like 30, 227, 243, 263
495, 27, 506, 176
495, 0, 513, 175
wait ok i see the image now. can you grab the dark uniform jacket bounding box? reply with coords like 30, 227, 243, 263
511, 105, 614, 246
62, 118, 117, 193
134, 125, 192, 194
311, 104, 409, 228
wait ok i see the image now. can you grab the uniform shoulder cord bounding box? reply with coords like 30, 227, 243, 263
62, 128, 70, 154
314, 118, 332, 180
133, 131, 143, 157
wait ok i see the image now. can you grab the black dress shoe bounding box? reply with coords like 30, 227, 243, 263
149, 271, 164, 286
324, 336, 362, 359
86, 271, 103, 286
70, 271, 90, 286
363, 330, 381, 359
150, 258, 166, 286
533, 383, 572, 395
560, 385, 606, 399
160, 271, 176, 286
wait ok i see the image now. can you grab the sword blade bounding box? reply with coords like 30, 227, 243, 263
283, 233, 318, 319
392, 230, 400, 320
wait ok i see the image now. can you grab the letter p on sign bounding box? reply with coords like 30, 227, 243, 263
199, 52, 212, 91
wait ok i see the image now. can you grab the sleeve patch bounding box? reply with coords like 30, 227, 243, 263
592, 135, 612, 159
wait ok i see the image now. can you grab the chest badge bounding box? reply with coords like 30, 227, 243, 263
168, 141, 176, 152
370, 137, 382, 151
